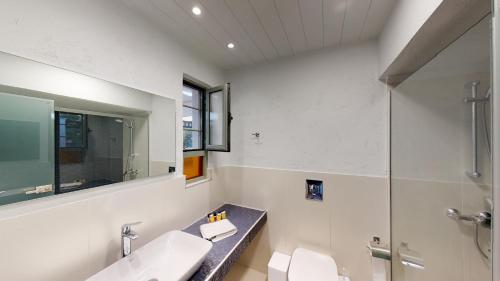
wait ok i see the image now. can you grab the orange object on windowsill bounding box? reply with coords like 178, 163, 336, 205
184, 155, 203, 180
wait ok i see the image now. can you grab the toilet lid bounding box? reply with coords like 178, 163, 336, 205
288, 248, 339, 281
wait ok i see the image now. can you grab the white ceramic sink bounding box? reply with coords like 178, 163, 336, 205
87, 230, 213, 281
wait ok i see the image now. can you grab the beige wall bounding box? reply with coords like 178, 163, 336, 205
210, 39, 391, 281
0, 174, 224, 281
214, 166, 390, 281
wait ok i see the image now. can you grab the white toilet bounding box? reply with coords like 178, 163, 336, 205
288, 248, 339, 281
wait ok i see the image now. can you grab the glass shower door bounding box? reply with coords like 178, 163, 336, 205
0, 92, 55, 205
391, 17, 492, 281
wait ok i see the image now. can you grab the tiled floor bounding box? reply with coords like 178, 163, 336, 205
223, 263, 267, 281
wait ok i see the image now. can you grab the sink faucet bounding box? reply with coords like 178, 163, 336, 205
121, 222, 141, 257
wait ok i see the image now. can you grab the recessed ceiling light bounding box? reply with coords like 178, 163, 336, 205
192, 6, 201, 16
227, 43, 235, 49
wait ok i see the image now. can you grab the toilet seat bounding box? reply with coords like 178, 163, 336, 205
288, 248, 339, 281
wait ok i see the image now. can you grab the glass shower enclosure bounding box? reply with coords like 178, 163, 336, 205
391, 16, 492, 281
0, 93, 55, 205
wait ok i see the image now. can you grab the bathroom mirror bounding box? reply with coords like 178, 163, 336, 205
0, 51, 176, 206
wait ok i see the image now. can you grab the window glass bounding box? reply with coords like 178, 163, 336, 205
206, 83, 230, 152
183, 130, 201, 150
182, 86, 201, 109
209, 90, 224, 146
182, 107, 201, 130
58, 113, 85, 148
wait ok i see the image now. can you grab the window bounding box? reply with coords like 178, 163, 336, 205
182, 80, 231, 183
183, 84, 203, 151
183, 82, 206, 181
57, 112, 86, 165
58, 112, 86, 149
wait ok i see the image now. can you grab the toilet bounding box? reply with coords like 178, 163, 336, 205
288, 248, 339, 281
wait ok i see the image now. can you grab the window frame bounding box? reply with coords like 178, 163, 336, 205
182, 81, 205, 152
183, 81, 208, 183
182, 80, 231, 184
205, 83, 231, 152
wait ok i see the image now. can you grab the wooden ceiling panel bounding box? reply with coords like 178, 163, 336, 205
150, 0, 237, 68
274, 0, 308, 54
174, 0, 252, 66
249, 0, 293, 57
340, 0, 372, 44
299, 0, 324, 50
323, 0, 347, 47
224, 0, 278, 60
126, 0, 396, 69
360, 0, 396, 41
200, 0, 266, 63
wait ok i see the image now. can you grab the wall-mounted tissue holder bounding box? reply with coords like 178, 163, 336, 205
367, 236, 391, 261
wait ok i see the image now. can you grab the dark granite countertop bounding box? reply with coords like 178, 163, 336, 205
183, 204, 267, 281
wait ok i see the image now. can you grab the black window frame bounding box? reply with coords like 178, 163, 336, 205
182, 81, 206, 152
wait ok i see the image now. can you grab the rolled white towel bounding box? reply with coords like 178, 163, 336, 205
200, 219, 237, 242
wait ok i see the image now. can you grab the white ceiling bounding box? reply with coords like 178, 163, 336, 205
123, 0, 396, 69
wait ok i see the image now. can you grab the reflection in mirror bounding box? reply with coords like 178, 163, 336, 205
0, 51, 176, 206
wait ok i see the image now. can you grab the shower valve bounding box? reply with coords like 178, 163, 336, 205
446, 208, 491, 228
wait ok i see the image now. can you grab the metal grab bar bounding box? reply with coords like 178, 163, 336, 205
399, 242, 425, 270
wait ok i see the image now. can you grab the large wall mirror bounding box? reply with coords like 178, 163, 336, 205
0, 52, 176, 206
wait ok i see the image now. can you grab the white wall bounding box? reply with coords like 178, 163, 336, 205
378, 0, 442, 74
209, 41, 391, 281
0, 1, 226, 280
0, 0, 225, 174
0, 175, 225, 281
215, 41, 388, 177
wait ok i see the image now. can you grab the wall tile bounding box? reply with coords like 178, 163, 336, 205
0, 201, 91, 281
220, 166, 390, 280
0, 175, 226, 281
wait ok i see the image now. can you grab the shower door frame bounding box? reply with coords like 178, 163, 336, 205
492, 1, 500, 281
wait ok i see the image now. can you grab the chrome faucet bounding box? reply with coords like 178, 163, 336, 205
121, 222, 141, 257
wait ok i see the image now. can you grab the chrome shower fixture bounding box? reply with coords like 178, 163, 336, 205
447, 208, 491, 259
464, 81, 490, 178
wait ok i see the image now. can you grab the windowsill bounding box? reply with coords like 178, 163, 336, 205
185, 177, 211, 188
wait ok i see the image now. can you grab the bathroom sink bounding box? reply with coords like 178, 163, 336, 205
87, 230, 213, 281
